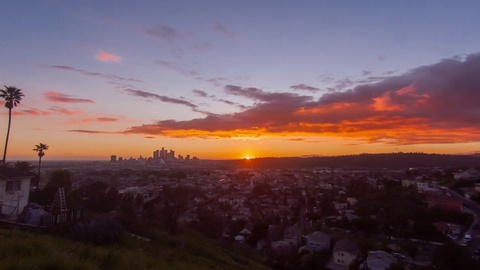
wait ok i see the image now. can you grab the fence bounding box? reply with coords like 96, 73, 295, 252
40, 208, 83, 227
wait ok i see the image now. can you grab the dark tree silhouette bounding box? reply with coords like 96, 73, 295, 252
194, 208, 224, 239
46, 170, 71, 202
0, 86, 24, 164
31, 169, 72, 205
158, 185, 198, 235
33, 143, 48, 189
46, 169, 72, 191
432, 242, 480, 270
14, 161, 34, 173
71, 181, 118, 212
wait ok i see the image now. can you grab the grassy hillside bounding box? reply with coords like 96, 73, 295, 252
0, 227, 269, 270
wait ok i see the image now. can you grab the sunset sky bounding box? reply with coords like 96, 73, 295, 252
1, 1, 480, 161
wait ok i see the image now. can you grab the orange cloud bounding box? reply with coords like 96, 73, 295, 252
96, 117, 118, 122
69, 54, 480, 147
373, 91, 406, 112
96, 51, 122, 63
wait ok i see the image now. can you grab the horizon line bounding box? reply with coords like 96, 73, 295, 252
5, 151, 480, 163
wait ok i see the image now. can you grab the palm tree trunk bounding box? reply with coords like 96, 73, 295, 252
37, 156, 42, 189
2, 108, 12, 165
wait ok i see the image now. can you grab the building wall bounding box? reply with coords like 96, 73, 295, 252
306, 236, 330, 252
333, 251, 356, 267
0, 177, 31, 216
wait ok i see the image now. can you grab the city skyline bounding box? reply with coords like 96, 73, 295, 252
1, 1, 480, 161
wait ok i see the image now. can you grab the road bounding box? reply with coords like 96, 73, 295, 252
446, 187, 480, 252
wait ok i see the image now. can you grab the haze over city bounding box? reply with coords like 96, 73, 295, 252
1, 1, 480, 161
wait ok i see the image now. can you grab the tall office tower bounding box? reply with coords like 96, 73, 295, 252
185, 155, 190, 161
110, 155, 117, 162
178, 155, 184, 161
160, 147, 165, 160
169, 150, 175, 159
153, 151, 157, 159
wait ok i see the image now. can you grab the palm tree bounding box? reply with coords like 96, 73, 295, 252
0, 86, 24, 165
33, 143, 48, 189
14, 161, 35, 173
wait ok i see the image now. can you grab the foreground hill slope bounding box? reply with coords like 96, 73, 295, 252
0, 228, 268, 270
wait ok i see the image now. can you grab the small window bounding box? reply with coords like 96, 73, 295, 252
5, 181, 21, 192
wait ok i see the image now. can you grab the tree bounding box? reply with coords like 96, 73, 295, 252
158, 185, 198, 235
194, 208, 224, 239
14, 161, 34, 173
33, 143, 48, 189
432, 242, 480, 270
31, 169, 72, 205
46, 169, 72, 191
246, 220, 269, 247
71, 181, 118, 212
0, 86, 24, 165
45, 169, 72, 201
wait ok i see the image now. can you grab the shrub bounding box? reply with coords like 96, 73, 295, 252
71, 219, 124, 245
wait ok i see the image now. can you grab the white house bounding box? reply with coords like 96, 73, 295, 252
333, 239, 359, 267
454, 168, 480, 181
347, 197, 358, 206
0, 166, 32, 216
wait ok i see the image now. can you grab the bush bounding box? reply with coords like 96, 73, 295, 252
71, 219, 124, 245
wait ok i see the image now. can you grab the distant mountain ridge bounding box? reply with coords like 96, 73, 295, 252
229, 153, 480, 169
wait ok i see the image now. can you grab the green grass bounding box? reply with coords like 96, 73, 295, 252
0, 227, 269, 270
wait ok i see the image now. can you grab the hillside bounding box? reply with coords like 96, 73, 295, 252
230, 153, 480, 169
0, 228, 268, 270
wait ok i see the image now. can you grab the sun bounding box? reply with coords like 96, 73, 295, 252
244, 156, 251, 160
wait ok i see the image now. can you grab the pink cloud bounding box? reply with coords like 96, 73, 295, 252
145, 25, 180, 42
96, 117, 118, 122
71, 117, 119, 124
123, 88, 197, 108
67, 130, 115, 134
48, 106, 83, 115
48, 65, 143, 82
44, 91, 94, 103
14, 106, 82, 116
156, 60, 198, 77
15, 109, 52, 116
290, 84, 320, 92
96, 51, 122, 63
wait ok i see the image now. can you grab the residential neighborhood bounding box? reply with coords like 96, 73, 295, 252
2, 155, 480, 269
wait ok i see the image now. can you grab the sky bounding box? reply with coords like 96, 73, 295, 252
1, 0, 480, 161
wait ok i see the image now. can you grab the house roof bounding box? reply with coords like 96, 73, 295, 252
306, 231, 330, 242
366, 251, 396, 270
333, 239, 359, 255
0, 166, 32, 179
